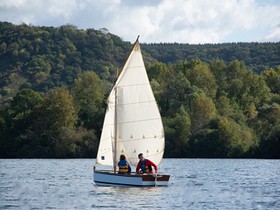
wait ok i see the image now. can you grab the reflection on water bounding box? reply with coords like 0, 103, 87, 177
92, 186, 168, 209
0, 159, 279, 209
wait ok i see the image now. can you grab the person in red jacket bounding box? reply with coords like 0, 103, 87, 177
136, 153, 158, 174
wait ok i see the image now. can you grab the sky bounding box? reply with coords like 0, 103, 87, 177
1, 0, 280, 44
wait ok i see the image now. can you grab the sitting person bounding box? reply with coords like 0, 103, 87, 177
136, 153, 158, 174
118, 154, 131, 174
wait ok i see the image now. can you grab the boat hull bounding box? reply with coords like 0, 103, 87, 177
93, 169, 170, 187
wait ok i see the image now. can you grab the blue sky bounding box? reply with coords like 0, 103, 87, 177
1, 0, 280, 44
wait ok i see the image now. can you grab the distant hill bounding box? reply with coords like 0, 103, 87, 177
142, 42, 280, 73
0, 22, 134, 100
0, 21, 279, 100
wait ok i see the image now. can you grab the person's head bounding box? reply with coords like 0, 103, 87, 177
138, 153, 144, 161
120, 154, 126, 160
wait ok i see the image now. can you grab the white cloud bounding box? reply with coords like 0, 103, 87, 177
265, 25, 280, 41
0, 0, 27, 8
0, 0, 279, 43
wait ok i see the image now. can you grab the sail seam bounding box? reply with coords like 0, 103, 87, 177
118, 137, 164, 142
117, 100, 157, 106
118, 83, 150, 88
118, 117, 162, 125
102, 117, 162, 127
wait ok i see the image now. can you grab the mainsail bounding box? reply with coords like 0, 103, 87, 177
96, 39, 165, 167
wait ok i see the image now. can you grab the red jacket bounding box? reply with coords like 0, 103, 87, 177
136, 159, 158, 173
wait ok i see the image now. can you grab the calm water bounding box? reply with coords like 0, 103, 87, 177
0, 159, 279, 209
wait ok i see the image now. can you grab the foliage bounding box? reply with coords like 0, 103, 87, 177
0, 21, 279, 158
73, 71, 104, 131
142, 42, 280, 73
190, 95, 216, 134
185, 62, 217, 98
42, 88, 77, 130
0, 21, 131, 102
260, 66, 280, 94
164, 106, 191, 157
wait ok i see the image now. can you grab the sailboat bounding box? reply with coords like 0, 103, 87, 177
93, 36, 170, 186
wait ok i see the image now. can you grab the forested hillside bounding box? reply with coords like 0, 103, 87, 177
0, 22, 279, 158
0, 22, 132, 102
142, 42, 280, 73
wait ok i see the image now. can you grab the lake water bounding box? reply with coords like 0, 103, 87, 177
0, 159, 279, 209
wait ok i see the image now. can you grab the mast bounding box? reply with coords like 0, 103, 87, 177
113, 67, 118, 174
112, 37, 139, 173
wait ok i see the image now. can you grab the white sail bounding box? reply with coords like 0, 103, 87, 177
96, 39, 165, 167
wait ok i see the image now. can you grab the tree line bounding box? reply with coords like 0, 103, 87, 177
142, 42, 280, 73
148, 60, 280, 158
0, 22, 279, 158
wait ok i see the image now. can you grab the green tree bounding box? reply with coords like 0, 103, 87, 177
149, 62, 196, 116
54, 127, 98, 158
165, 106, 191, 157
11, 88, 43, 122
190, 95, 216, 134
148, 62, 175, 114
188, 128, 227, 158
258, 125, 280, 158
174, 106, 191, 144
185, 62, 217, 98
0, 88, 44, 157
255, 103, 280, 135
216, 117, 256, 157
253, 103, 280, 159
261, 66, 280, 94
28, 87, 77, 157
42, 87, 76, 131
73, 71, 104, 130
216, 95, 233, 117
223, 60, 247, 99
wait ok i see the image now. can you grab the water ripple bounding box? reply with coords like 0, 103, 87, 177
0, 159, 279, 209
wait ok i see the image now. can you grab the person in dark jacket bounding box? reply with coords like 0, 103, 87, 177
136, 153, 158, 174
118, 154, 131, 174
